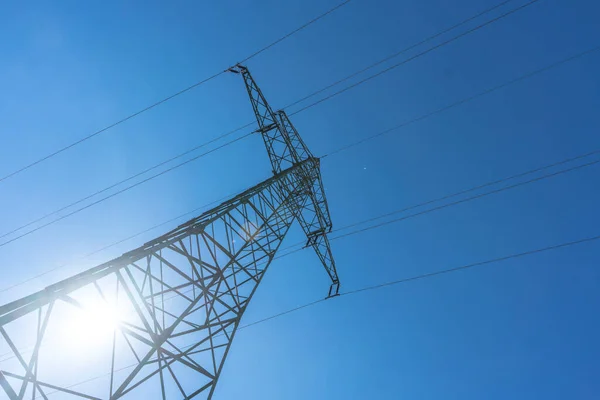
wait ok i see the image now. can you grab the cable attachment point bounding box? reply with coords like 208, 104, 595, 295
227, 64, 247, 74
327, 281, 340, 298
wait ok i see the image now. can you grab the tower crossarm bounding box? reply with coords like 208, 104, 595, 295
228, 65, 312, 174
229, 65, 339, 296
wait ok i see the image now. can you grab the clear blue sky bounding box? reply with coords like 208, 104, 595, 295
0, 0, 599, 398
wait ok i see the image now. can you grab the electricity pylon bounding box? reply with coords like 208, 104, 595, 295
0, 66, 339, 399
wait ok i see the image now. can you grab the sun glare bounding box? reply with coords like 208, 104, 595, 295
61, 300, 124, 347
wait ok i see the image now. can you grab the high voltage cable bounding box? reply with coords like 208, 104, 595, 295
1, 43, 598, 295
331, 150, 600, 234
0, 123, 255, 242
13, 229, 600, 395
0, 0, 593, 390
0, 133, 252, 248
1, 9, 595, 365
266, 156, 600, 259
284, 0, 515, 110
5, 36, 597, 247
0, 1, 351, 185
0, 0, 513, 242
4, 169, 600, 366
49, 150, 600, 307
330, 158, 600, 242
288, 0, 541, 116
234, 0, 351, 65
321, 45, 600, 158
0, 188, 248, 295
190, 190, 600, 313
73, 44, 600, 252
0, 146, 591, 315
2, 153, 598, 364
242, 228, 600, 323
0, 186, 254, 363
0, 0, 545, 246
272, 150, 600, 256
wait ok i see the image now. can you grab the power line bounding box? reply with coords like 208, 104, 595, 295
322, 44, 600, 158
5, 36, 597, 247
0, 1, 594, 391
0, 122, 255, 242
331, 158, 600, 242
0, 0, 514, 241
1, 2, 535, 240
0, 187, 247, 295
245, 231, 600, 320
0, 133, 252, 248
273, 149, 600, 256
0, 0, 548, 247
0, 0, 592, 317
0, 141, 594, 325
289, 0, 541, 116
6, 0, 516, 248
236, 0, 351, 65
16, 228, 600, 395
2, 43, 598, 295
0, 0, 351, 185
1, 152, 598, 365
331, 150, 600, 234
133, 152, 600, 304
284, 0, 515, 110
340, 234, 600, 296
266, 157, 600, 261
0, 71, 225, 185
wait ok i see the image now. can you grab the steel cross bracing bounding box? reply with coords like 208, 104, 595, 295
0, 66, 338, 399
230, 65, 339, 295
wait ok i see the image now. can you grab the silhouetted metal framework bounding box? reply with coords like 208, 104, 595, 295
0, 66, 338, 399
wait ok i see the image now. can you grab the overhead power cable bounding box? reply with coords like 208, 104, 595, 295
0, 0, 351, 185
19, 146, 600, 309
0, 122, 255, 242
2, 152, 598, 365
0, 133, 252, 248
243, 230, 600, 326
1, 42, 598, 294
0, 0, 546, 246
0, 0, 522, 242
273, 149, 600, 256
288, 0, 541, 116
330, 158, 600, 242
321, 45, 600, 158
284, 0, 515, 110
12, 228, 600, 394
234, 0, 351, 65
5, 37, 597, 247
139, 151, 600, 304
267, 157, 600, 262
0, 187, 248, 295
332, 150, 600, 234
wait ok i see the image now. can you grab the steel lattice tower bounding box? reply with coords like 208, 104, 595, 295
0, 66, 339, 399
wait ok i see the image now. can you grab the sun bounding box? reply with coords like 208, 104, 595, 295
60, 299, 124, 347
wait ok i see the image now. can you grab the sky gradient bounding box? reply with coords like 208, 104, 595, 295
0, 0, 599, 398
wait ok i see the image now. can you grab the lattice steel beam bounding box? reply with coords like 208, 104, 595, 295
229, 65, 339, 295
0, 66, 338, 399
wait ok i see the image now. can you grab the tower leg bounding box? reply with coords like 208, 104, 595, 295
0, 163, 309, 400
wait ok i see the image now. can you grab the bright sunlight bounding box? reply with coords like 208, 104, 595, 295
60, 299, 124, 347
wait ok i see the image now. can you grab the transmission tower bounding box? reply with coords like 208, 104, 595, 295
0, 66, 339, 399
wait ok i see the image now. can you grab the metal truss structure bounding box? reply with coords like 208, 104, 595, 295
0, 66, 338, 399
